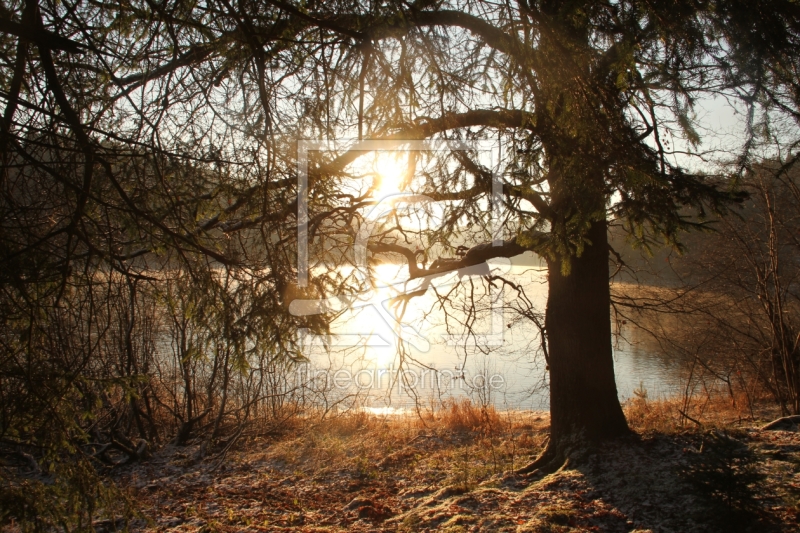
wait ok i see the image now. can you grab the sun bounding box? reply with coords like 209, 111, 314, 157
373, 153, 406, 199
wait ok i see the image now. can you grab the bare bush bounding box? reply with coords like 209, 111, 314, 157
615, 162, 800, 418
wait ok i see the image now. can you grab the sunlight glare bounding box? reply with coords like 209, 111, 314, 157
373, 153, 406, 199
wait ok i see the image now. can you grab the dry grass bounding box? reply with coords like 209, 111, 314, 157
255, 401, 549, 484
434, 399, 504, 434
624, 388, 781, 434
111, 399, 800, 532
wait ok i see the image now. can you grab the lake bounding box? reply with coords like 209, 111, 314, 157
295, 257, 684, 412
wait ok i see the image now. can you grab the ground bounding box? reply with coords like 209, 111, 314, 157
106, 399, 800, 533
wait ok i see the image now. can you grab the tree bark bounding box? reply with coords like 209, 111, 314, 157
523, 219, 630, 470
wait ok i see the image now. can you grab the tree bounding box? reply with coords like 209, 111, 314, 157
278, 0, 800, 467
0, 0, 326, 523
281, 1, 797, 464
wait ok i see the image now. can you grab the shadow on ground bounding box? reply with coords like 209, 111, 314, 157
578, 430, 781, 533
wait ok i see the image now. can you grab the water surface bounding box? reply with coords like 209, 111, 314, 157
298, 258, 682, 412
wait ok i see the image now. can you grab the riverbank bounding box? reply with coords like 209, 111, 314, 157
109, 398, 798, 532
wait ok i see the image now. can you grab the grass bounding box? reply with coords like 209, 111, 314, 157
436, 398, 504, 433
258, 399, 548, 488
623, 384, 778, 434
101, 397, 800, 532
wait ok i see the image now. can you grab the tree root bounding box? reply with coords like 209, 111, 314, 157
515, 440, 566, 476
515, 430, 636, 476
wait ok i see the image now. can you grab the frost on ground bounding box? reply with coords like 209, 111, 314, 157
111, 410, 800, 533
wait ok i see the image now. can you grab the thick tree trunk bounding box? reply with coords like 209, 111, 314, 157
522, 219, 629, 471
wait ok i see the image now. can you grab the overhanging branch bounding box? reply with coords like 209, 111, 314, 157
370, 237, 539, 281
314, 108, 535, 182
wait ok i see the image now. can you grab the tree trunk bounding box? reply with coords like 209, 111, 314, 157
524, 218, 630, 470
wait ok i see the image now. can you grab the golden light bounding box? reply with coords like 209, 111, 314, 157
373, 153, 406, 199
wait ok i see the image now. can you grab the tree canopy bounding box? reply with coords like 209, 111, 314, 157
3, 0, 800, 527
